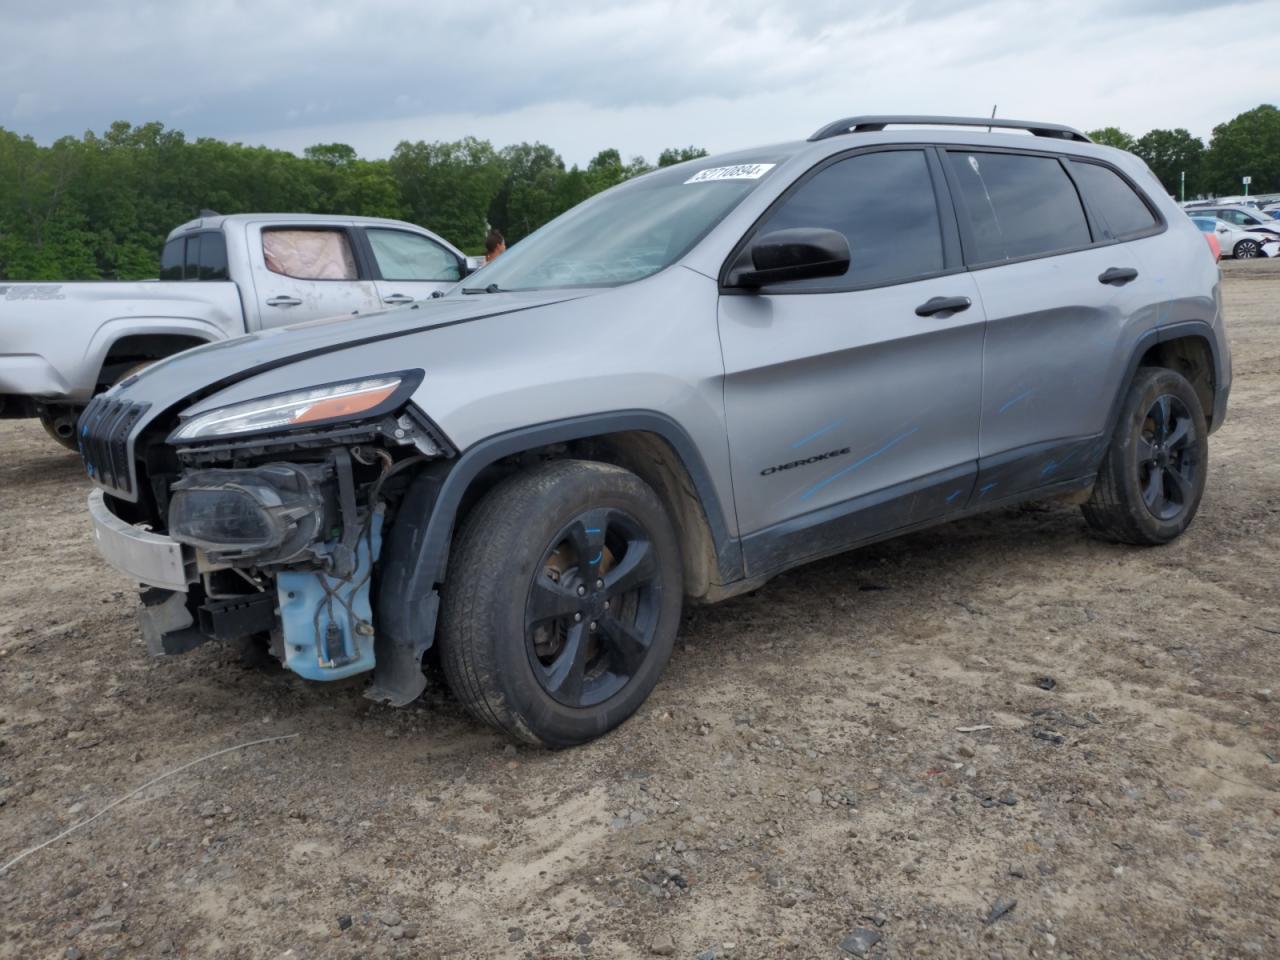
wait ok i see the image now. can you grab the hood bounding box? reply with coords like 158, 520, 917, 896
116, 289, 586, 416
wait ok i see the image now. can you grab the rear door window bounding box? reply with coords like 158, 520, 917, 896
366, 229, 460, 281
945, 151, 1091, 263
753, 149, 945, 289
263, 229, 358, 280
197, 231, 229, 279
1068, 161, 1158, 241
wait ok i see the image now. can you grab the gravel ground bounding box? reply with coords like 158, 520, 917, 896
1, 260, 1278, 960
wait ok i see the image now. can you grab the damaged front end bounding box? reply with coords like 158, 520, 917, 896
86, 370, 452, 706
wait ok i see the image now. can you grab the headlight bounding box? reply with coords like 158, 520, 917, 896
171, 374, 413, 442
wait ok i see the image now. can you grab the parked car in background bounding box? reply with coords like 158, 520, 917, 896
0, 214, 468, 449
79, 115, 1231, 747
1185, 204, 1280, 239
1186, 195, 1260, 210
1190, 216, 1280, 259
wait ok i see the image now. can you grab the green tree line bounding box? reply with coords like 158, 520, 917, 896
3, 104, 1277, 282
0, 120, 707, 281
1088, 103, 1280, 200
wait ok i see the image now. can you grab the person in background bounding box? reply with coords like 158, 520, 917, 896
484, 229, 506, 264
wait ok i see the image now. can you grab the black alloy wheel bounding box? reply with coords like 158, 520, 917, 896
525, 508, 662, 708
1082, 366, 1208, 545
437, 459, 683, 746
1135, 394, 1198, 522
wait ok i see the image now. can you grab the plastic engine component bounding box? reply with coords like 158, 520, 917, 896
277, 510, 383, 681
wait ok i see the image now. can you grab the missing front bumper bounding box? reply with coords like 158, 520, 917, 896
88, 490, 195, 591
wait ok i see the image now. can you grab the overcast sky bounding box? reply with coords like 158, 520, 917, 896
2, 0, 1275, 166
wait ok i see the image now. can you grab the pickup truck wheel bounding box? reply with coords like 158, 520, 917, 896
1081, 366, 1208, 545
437, 460, 683, 747
38, 405, 82, 452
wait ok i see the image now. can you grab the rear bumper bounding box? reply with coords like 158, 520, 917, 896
87, 489, 195, 591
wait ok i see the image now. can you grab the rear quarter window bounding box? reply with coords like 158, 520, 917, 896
198, 232, 229, 280
1068, 160, 1158, 240
159, 239, 184, 281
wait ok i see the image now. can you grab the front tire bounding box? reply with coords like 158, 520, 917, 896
1081, 367, 1208, 545
1233, 239, 1261, 259
437, 460, 683, 747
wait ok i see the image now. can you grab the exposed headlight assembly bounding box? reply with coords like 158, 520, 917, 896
170, 373, 419, 443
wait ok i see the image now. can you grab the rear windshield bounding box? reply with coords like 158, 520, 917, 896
460, 160, 779, 291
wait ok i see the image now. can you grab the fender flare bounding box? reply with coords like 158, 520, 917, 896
84, 318, 228, 388
1103, 319, 1225, 441
369, 409, 743, 706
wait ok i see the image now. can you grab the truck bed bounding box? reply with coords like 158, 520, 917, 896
0, 280, 245, 404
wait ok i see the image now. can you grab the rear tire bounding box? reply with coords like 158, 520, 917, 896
437, 460, 683, 747
1081, 366, 1208, 545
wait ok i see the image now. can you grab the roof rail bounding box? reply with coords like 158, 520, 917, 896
808, 115, 1091, 144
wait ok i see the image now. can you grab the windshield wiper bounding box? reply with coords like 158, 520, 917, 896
461, 283, 503, 294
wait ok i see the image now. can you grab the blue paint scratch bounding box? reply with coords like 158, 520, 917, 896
1040, 460, 1059, 476
978, 482, 998, 496
799, 427, 920, 501
997, 389, 1034, 415
791, 418, 845, 449
945, 488, 964, 503
588, 551, 603, 565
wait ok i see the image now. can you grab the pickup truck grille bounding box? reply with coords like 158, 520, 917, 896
79, 396, 150, 497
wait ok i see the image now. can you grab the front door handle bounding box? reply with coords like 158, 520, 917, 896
381, 293, 415, 305
915, 295, 972, 317
1098, 267, 1138, 285
265, 295, 302, 307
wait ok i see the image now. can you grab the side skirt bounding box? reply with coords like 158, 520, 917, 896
739, 444, 1103, 587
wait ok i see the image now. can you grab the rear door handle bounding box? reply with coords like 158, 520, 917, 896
381, 293, 415, 305
265, 295, 302, 307
914, 296, 972, 317
1098, 267, 1138, 285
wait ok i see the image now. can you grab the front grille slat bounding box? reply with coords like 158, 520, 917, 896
80, 396, 150, 498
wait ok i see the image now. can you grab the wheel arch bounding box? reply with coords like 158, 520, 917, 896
95, 332, 216, 389
371, 410, 744, 703
422, 412, 739, 589
1107, 321, 1224, 439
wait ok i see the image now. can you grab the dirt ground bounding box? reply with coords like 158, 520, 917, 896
2, 261, 1278, 960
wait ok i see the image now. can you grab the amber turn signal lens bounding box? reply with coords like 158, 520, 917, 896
294, 384, 397, 424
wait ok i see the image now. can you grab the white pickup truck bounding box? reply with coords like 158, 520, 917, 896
0, 212, 471, 449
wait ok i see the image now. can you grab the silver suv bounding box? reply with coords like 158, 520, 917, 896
82, 115, 1231, 747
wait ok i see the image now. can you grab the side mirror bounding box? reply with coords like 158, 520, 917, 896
735, 228, 850, 288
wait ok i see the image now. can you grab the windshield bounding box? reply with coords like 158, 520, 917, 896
461, 160, 779, 292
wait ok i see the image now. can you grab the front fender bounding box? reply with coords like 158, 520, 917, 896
369, 410, 744, 706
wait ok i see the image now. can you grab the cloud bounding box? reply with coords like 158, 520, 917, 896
0, 0, 1275, 164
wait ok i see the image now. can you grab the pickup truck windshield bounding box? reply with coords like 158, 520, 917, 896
464, 161, 778, 291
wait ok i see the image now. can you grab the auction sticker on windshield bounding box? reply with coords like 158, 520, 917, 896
685, 163, 776, 184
